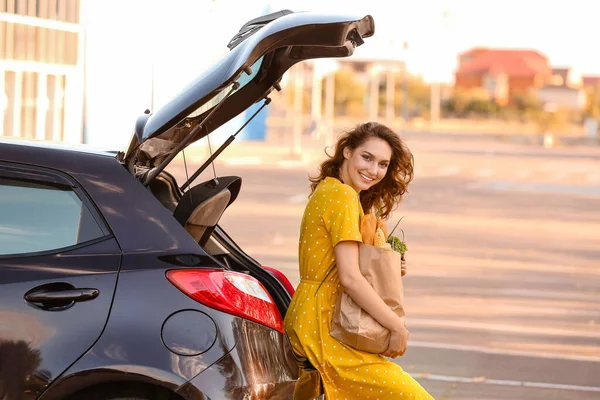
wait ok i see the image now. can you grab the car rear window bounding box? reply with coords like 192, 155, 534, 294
0, 178, 105, 256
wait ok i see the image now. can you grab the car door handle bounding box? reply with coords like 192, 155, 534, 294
25, 288, 99, 304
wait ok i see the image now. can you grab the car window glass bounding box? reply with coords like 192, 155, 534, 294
186, 56, 265, 119
0, 178, 105, 256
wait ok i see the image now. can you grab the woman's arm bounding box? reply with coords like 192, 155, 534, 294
334, 240, 405, 334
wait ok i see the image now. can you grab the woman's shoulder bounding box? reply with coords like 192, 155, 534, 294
313, 177, 359, 203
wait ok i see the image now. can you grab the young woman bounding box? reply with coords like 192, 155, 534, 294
284, 122, 433, 399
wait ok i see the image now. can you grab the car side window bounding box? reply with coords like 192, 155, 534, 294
0, 177, 106, 256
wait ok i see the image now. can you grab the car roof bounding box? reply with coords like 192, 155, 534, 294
0, 138, 119, 158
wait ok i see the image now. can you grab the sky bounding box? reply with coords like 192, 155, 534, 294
270, 0, 600, 81
86, 0, 600, 88
83, 0, 599, 146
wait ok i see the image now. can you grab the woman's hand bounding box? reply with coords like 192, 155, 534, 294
401, 258, 407, 276
381, 324, 409, 358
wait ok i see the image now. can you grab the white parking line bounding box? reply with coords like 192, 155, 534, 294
222, 156, 262, 166
278, 159, 309, 168
444, 287, 600, 302
473, 168, 492, 178
409, 341, 600, 363
411, 373, 600, 393
288, 194, 308, 204
555, 171, 568, 180
437, 166, 460, 176
410, 318, 600, 339
588, 174, 600, 182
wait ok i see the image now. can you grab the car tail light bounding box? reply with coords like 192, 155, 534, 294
262, 266, 295, 296
166, 269, 284, 333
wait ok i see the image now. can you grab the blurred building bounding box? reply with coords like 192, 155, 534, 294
454, 47, 552, 105
0, 0, 84, 142
537, 67, 586, 111
582, 75, 600, 89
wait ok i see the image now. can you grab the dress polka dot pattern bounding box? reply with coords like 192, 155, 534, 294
284, 177, 433, 399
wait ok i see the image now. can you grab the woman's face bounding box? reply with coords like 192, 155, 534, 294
341, 137, 392, 193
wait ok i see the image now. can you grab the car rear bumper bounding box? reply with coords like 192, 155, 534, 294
176, 319, 299, 399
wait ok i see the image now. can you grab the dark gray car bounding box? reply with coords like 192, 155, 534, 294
0, 10, 374, 400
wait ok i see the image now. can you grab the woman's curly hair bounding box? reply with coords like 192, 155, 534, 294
309, 122, 414, 220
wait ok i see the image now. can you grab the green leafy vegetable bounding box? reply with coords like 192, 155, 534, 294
387, 235, 407, 255
387, 216, 407, 255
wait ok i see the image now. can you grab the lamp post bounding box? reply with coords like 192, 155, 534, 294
402, 41, 409, 129
291, 62, 304, 157
324, 70, 336, 145
385, 67, 395, 123
312, 59, 339, 146
430, 9, 453, 125
368, 64, 382, 121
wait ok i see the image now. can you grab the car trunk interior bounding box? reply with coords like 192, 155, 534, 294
147, 170, 292, 317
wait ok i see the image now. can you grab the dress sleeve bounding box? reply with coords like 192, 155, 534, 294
322, 185, 363, 247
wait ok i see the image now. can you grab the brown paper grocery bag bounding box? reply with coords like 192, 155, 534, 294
330, 243, 406, 354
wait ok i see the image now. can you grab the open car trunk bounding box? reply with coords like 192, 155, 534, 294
124, 10, 375, 315
123, 11, 374, 181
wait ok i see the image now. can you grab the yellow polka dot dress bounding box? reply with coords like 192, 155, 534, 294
284, 177, 433, 399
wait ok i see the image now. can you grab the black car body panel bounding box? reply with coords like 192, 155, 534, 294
0, 140, 298, 400
0, 139, 202, 255
176, 320, 299, 400
0, 239, 121, 400
37, 269, 238, 400
0, 147, 124, 399
39, 270, 299, 400
0, 141, 208, 398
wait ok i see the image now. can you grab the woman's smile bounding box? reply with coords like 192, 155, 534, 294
359, 172, 375, 183
341, 137, 392, 193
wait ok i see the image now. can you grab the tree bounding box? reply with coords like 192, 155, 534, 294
531, 108, 570, 134
513, 91, 542, 122
385, 73, 431, 118
584, 84, 600, 119
442, 88, 496, 118
333, 68, 367, 117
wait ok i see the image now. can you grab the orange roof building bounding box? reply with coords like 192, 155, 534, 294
455, 48, 552, 105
